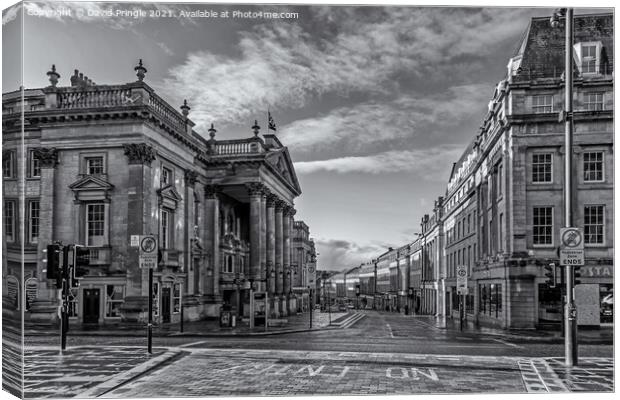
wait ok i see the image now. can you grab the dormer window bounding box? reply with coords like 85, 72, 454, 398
574, 41, 603, 75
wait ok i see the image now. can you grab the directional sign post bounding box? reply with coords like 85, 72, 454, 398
138, 235, 158, 354
139, 235, 158, 270
456, 266, 468, 331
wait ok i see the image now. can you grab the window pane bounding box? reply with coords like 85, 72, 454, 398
584, 205, 604, 244
4, 201, 15, 242
30, 151, 41, 177
87, 204, 105, 246
86, 157, 104, 175
29, 201, 40, 243
533, 207, 553, 245
532, 153, 552, 183
583, 152, 603, 182
3, 152, 14, 178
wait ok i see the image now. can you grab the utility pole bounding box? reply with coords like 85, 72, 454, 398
551, 7, 578, 367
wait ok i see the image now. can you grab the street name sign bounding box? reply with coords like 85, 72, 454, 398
139, 235, 158, 269
456, 266, 468, 295
559, 227, 584, 266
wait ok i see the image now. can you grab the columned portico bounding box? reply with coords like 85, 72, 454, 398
266, 195, 276, 295
275, 200, 284, 296
204, 184, 221, 301
247, 183, 263, 284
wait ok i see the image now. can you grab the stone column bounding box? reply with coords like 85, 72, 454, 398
204, 184, 221, 300
184, 170, 198, 295
274, 200, 284, 295
121, 143, 156, 322
33, 148, 59, 314
282, 205, 292, 314
259, 190, 267, 292
266, 194, 276, 295
247, 183, 264, 282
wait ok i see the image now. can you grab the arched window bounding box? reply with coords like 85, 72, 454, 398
25, 278, 38, 311
6, 276, 19, 310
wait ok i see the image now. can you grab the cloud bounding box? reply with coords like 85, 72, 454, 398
314, 238, 389, 271
156, 41, 174, 56
160, 7, 531, 130
20, 2, 195, 29
279, 85, 490, 155
2, 4, 20, 25
294, 145, 464, 179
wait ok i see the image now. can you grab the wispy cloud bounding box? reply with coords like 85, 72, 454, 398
294, 145, 464, 180
315, 238, 390, 271
160, 7, 531, 130
279, 85, 490, 155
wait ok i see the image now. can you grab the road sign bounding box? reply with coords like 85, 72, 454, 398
139, 235, 158, 269
130, 235, 140, 247
456, 265, 467, 288
307, 264, 316, 286
559, 227, 584, 266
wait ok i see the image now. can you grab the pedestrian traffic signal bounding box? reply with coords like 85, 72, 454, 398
544, 263, 557, 288
355, 284, 360, 296
45, 244, 62, 285
74, 245, 90, 267
573, 266, 582, 285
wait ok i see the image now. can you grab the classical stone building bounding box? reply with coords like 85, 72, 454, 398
357, 12, 613, 330
291, 220, 316, 311
2, 61, 305, 325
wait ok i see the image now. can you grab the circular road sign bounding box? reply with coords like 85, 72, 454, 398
561, 228, 582, 248
140, 236, 157, 253
457, 268, 467, 278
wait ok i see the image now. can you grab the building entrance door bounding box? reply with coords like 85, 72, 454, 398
162, 287, 171, 323
83, 289, 100, 324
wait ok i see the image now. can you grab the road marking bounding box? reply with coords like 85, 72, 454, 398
179, 340, 208, 348
492, 338, 524, 349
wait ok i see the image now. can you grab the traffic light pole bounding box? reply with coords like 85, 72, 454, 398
147, 267, 153, 354
60, 245, 69, 351
562, 8, 578, 367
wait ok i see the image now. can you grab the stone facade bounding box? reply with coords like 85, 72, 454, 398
356, 13, 614, 329
2, 63, 306, 325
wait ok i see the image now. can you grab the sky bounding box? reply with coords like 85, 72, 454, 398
1, 1, 611, 271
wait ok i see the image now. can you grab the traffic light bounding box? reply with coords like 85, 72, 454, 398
45, 244, 62, 286
544, 263, 557, 288
573, 266, 582, 285
74, 245, 90, 278
355, 284, 360, 297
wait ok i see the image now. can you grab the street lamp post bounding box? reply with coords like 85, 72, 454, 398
551, 7, 578, 367
327, 280, 332, 325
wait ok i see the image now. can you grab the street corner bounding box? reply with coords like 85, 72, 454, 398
545, 357, 614, 392
23, 345, 182, 399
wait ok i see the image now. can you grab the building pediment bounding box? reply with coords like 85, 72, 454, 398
158, 184, 183, 210
265, 148, 302, 196
69, 175, 114, 201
